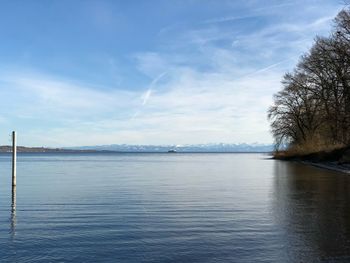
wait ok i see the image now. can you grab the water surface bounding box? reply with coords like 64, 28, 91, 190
0, 153, 350, 262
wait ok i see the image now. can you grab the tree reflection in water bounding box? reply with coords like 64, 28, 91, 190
273, 161, 350, 262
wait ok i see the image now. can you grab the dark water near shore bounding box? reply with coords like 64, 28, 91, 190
1, 153, 350, 262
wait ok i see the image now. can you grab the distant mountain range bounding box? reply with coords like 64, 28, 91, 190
68, 143, 274, 153
0, 143, 274, 153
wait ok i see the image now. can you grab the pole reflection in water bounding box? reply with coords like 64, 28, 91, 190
10, 186, 16, 237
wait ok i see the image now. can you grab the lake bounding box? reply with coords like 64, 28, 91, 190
1, 153, 350, 262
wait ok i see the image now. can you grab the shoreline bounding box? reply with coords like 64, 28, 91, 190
273, 146, 350, 174
301, 161, 350, 175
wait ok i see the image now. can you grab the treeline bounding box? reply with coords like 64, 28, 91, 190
268, 8, 350, 153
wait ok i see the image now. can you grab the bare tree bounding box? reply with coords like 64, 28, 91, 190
269, 8, 350, 151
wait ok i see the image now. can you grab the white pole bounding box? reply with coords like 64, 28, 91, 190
12, 131, 16, 187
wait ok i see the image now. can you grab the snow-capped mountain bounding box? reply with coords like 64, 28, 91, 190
69, 143, 273, 153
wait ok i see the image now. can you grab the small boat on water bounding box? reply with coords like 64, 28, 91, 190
167, 149, 177, 153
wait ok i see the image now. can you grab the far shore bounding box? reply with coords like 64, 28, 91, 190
0, 145, 101, 153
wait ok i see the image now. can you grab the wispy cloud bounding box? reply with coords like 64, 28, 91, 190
0, 63, 282, 146
0, 1, 343, 147
202, 14, 258, 25
0, 71, 141, 124
141, 72, 166, 106
141, 89, 152, 106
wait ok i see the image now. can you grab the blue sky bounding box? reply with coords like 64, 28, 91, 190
0, 0, 344, 146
